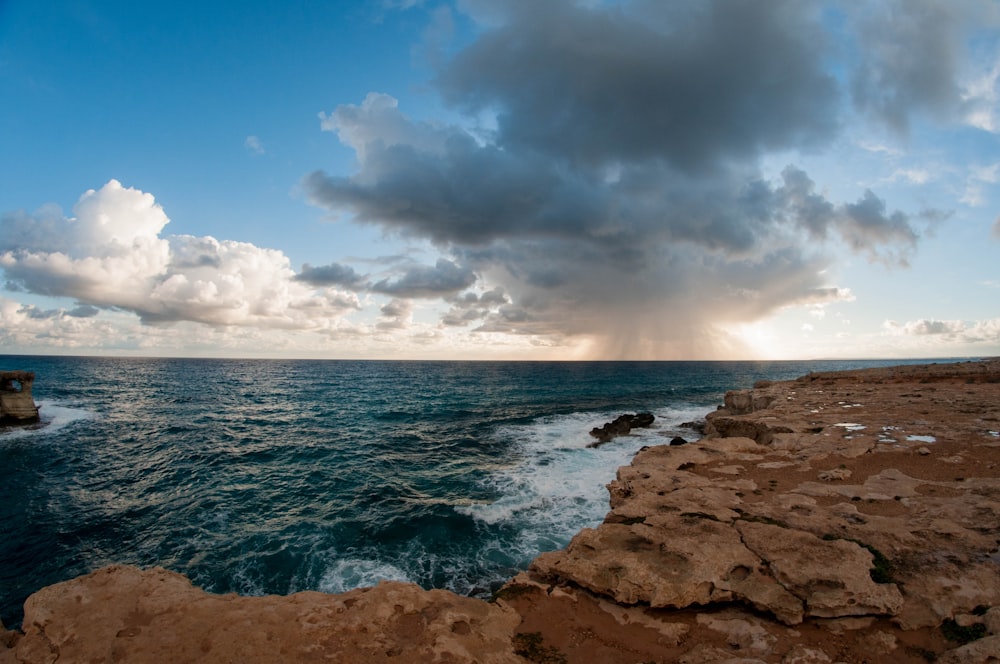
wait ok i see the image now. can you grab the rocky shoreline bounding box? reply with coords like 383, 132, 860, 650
3, 360, 999, 663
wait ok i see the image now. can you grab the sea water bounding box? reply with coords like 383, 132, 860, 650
0, 356, 939, 626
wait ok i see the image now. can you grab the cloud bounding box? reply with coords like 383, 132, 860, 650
244, 135, 265, 155
303, 93, 922, 355
437, 0, 840, 172
17, 303, 100, 320
294, 262, 366, 287
302, 1, 945, 358
0, 296, 122, 350
839, 191, 920, 265
441, 286, 508, 327
885, 169, 931, 185
0, 180, 360, 332
848, 0, 992, 133
962, 46, 1000, 132
369, 258, 476, 297
376, 298, 413, 330
961, 163, 1000, 207
883, 318, 1000, 346
884, 318, 967, 336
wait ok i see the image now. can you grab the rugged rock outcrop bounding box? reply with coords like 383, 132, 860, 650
4, 360, 1000, 663
0, 372, 39, 426
4, 566, 520, 664
588, 412, 655, 445
519, 359, 1000, 662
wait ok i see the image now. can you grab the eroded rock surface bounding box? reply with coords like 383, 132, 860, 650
0, 372, 39, 425
6, 566, 520, 664
520, 360, 1000, 662
5, 360, 1000, 663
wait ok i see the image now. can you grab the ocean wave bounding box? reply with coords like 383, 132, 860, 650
319, 556, 412, 593
455, 404, 706, 560
0, 400, 97, 442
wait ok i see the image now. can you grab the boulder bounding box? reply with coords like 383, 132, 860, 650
588, 412, 655, 445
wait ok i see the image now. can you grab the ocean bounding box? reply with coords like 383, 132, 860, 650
0, 356, 939, 627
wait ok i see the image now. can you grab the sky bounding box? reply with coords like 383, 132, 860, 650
1, 0, 999, 360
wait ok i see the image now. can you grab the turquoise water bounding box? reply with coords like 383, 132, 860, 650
0, 356, 939, 627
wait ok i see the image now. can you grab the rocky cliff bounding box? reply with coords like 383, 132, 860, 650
3, 360, 1000, 663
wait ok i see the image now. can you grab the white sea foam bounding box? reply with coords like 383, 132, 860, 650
0, 399, 97, 442
318, 557, 412, 593
456, 405, 707, 560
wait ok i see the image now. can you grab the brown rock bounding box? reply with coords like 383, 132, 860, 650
735, 521, 903, 619
531, 519, 805, 625
936, 635, 1000, 664
0, 371, 39, 425
8, 359, 1000, 664
588, 412, 655, 445
13, 565, 520, 664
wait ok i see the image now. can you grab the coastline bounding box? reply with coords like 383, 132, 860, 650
3, 359, 1000, 663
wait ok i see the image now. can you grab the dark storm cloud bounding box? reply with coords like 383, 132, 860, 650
369, 258, 476, 297
841, 191, 918, 257
302, 134, 603, 246
68, 305, 101, 318
848, 0, 985, 133
770, 166, 925, 265
303, 0, 956, 357
438, 0, 839, 173
294, 262, 366, 288
441, 286, 508, 326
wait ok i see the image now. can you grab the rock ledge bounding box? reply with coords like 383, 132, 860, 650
4, 360, 1000, 663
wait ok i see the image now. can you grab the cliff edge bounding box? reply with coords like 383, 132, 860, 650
4, 360, 1000, 663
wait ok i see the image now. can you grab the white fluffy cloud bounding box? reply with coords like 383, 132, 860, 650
883, 318, 1000, 346
1, 180, 360, 334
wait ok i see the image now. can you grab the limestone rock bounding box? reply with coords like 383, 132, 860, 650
736, 521, 903, 620
0, 371, 39, 425
678, 644, 768, 664
595, 599, 689, 644
781, 644, 833, 663
7, 359, 1000, 664
986, 607, 1000, 635
13, 565, 520, 664
720, 389, 776, 415
531, 519, 805, 625
818, 468, 851, 481
1, 619, 17, 649
695, 613, 777, 655
936, 635, 1000, 664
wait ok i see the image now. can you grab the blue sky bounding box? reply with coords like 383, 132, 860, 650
1, 0, 998, 360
